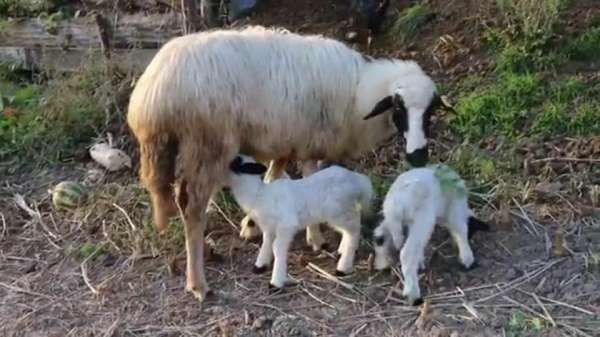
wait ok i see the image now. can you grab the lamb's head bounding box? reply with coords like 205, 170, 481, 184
229, 155, 268, 178
363, 62, 440, 167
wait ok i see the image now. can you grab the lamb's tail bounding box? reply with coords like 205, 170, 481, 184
357, 174, 375, 219
136, 132, 179, 232
467, 216, 491, 239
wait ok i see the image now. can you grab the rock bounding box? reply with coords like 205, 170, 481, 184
271, 315, 315, 337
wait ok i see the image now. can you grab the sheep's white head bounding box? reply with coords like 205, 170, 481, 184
363, 77, 440, 167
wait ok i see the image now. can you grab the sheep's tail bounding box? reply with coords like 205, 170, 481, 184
138, 133, 179, 232
467, 216, 490, 239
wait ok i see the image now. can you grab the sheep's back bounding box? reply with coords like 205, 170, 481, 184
128, 27, 366, 158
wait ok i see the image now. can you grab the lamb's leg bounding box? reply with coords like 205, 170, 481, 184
270, 227, 295, 288
334, 217, 361, 275
301, 160, 327, 251
445, 204, 475, 269
400, 212, 435, 306
373, 222, 394, 270
239, 158, 289, 240
253, 230, 275, 274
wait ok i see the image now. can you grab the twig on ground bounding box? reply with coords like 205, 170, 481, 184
80, 243, 107, 295
474, 258, 564, 304
531, 292, 556, 327
1, 212, 6, 240
531, 157, 600, 164
112, 203, 137, 231
210, 199, 240, 231
515, 289, 595, 316
511, 198, 541, 237
0, 282, 53, 300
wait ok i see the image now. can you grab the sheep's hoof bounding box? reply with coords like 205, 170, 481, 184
412, 297, 424, 306
206, 250, 224, 263
253, 265, 269, 274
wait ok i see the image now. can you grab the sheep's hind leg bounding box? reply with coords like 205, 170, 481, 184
240, 158, 289, 241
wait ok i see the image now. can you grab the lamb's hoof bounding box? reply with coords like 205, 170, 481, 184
412, 297, 424, 306
461, 260, 478, 272
245, 236, 262, 244
253, 265, 269, 274
268, 284, 284, 294
335, 270, 351, 277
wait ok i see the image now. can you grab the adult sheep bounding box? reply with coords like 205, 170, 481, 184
127, 26, 440, 301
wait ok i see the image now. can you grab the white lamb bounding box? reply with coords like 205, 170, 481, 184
372, 165, 490, 305
227, 155, 374, 288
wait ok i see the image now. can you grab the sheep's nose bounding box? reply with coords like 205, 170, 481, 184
406, 147, 428, 167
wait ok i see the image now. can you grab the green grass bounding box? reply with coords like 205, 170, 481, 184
0, 0, 69, 18
508, 311, 548, 336
567, 27, 600, 61
388, 3, 434, 44
0, 64, 113, 164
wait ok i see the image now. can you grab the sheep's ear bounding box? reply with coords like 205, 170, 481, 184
363, 96, 393, 120
239, 163, 268, 175
229, 156, 243, 173
392, 93, 408, 132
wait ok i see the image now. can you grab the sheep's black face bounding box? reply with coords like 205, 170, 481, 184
230, 156, 268, 175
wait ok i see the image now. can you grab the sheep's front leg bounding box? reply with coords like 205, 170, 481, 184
334, 218, 361, 276
400, 213, 435, 306
240, 159, 289, 240
253, 230, 275, 274
270, 228, 295, 288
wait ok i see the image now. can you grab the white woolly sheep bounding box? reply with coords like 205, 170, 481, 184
127, 26, 439, 301
372, 165, 490, 305
227, 155, 374, 288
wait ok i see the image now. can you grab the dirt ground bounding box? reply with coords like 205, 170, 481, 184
1, 0, 599, 336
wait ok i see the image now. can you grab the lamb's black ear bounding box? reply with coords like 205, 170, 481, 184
363, 95, 393, 120
392, 93, 408, 132
229, 156, 243, 173
239, 163, 268, 175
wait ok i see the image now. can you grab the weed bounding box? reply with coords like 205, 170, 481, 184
496, 0, 563, 47
508, 310, 548, 335
388, 3, 434, 44
567, 27, 600, 61
65, 242, 106, 260
0, 0, 69, 18
0, 63, 118, 164
496, 44, 563, 73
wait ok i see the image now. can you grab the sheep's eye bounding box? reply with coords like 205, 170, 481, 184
374, 235, 385, 246
247, 219, 256, 228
